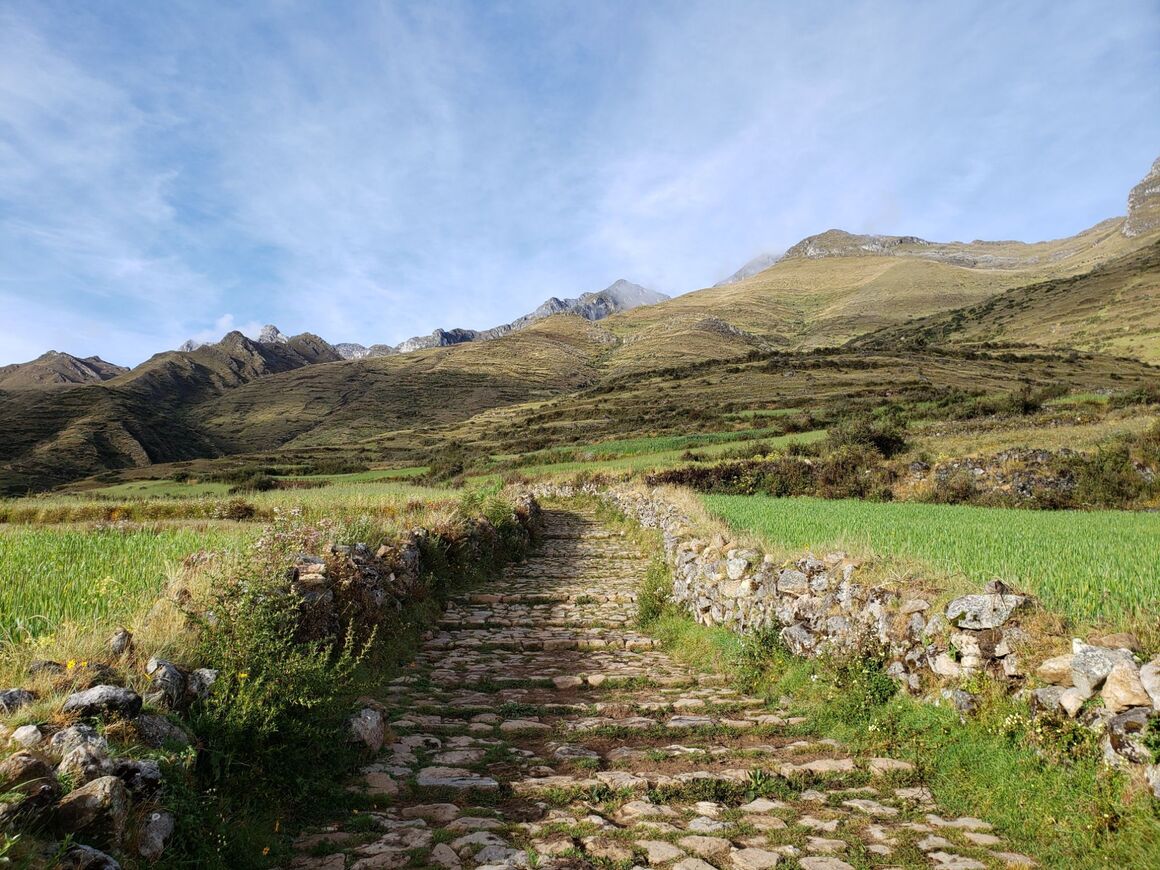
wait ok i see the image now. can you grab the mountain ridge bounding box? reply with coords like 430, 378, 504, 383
2, 154, 1159, 493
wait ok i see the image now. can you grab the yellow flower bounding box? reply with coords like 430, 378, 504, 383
262, 846, 270, 856
80, 660, 88, 668
238, 671, 249, 680
66, 659, 76, 670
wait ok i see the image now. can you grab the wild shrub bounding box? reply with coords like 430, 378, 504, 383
824, 414, 907, 458
636, 557, 672, 626
826, 653, 898, 725
926, 469, 979, 504
1069, 445, 1151, 507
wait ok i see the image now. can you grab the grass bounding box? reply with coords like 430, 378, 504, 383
0, 479, 455, 524
0, 523, 256, 644
703, 494, 1160, 629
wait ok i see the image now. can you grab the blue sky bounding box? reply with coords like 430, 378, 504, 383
1, 1, 1158, 366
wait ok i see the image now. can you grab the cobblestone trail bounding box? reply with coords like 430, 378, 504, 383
290, 509, 1033, 870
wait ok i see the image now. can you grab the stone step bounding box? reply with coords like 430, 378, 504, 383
423, 631, 661, 651
463, 592, 637, 604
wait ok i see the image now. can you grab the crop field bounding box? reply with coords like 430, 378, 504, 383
0, 524, 256, 643
703, 494, 1160, 626
0, 479, 454, 524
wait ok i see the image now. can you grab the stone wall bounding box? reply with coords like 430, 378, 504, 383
532, 482, 1159, 792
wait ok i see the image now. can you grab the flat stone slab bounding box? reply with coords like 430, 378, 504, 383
415, 767, 498, 790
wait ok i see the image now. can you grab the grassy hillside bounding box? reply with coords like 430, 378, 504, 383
3, 212, 1160, 494
857, 239, 1160, 362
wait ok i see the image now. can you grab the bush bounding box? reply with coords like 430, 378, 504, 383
825, 415, 908, 458
636, 557, 672, 626
927, 469, 979, 505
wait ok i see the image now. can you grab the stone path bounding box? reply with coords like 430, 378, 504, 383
289, 508, 1033, 870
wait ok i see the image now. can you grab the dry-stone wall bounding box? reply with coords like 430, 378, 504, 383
532, 482, 1160, 794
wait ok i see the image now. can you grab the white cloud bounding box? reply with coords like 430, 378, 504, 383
0, 0, 1157, 365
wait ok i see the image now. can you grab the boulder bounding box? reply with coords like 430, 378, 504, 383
133, 713, 191, 748
108, 628, 134, 656
186, 668, 218, 702
10, 724, 43, 748
1101, 660, 1151, 713
1035, 654, 1073, 685
57, 743, 111, 784
28, 659, 66, 677
945, 593, 1025, 630
49, 724, 108, 757
111, 758, 162, 795
1139, 658, 1160, 711
1, 751, 57, 793
1059, 687, 1089, 718
1030, 686, 1066, 714
732, 847, 782, 869
780, 623, 817, 656
61, 686, 142, 720
1070, 643, 1135, 696
929, 652, 961, 678
144, 658, 186, 709
55, 844, 123, 869
777, 570, 809, 596
1097, 632, 1140, 651
350, 707, 386, 753
0, 687, 36, 714
138, 810, 176, 860
1106, 707, 1153, 764
55, 775, 131, 847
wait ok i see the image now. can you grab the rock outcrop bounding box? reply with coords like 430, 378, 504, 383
1124, 156, 1160, 238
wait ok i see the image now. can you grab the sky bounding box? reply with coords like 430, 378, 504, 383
1, 1, 1158, 367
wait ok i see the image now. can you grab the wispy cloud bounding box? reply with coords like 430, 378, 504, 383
0, 0, 1157, 365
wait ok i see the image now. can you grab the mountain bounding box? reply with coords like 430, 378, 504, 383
854, 238, 1160, 362
334, 342, 397, 360
382, 278, 668, 354
3, 156, 1159, 494
251, 279, 668, 360
715, 253, 782, 286
0, 352, 128, 389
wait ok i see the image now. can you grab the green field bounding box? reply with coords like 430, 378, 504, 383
703, 494, 1160, 625
0, 479, 454, 524
0, 524, 256, 643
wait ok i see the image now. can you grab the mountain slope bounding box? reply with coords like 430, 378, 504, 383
854, 239, 1160, 362
0, 352, 127, 389
3, 156, 1160, 493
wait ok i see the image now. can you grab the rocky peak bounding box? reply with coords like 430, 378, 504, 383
1123, 155, 1160, 238
258, 324, 289, 344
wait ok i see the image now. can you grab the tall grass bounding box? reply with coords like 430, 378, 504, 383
0, 480, 453, 525
703, 495, 1160, 626
0, 525, 255, 643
